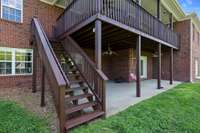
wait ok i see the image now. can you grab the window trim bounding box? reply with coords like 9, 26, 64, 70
195, 59, 200, 79
0, 0, 23, 23
0, 47, 33, 76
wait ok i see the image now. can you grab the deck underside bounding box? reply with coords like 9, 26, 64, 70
71, 21, 172, 52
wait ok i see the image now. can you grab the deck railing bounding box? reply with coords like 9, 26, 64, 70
55, 0, 98, 37
62, 36, 108, 112
55, 0, 179, 48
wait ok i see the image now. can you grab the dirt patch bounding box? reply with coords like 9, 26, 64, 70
0, 86, 59, 133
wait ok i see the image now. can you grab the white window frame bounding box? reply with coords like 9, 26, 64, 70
0, 0, 23, 23
140, 56, 147, 79
0, 47, 13, 75
0, 47, 33, 76
195, 59, 200, 79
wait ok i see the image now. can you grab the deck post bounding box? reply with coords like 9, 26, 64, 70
136, 35, 141, 97
169, 13, 174, 84
41, 65, 46, 107
157, 44, 162, 89
157, 0, 161, 20
170, 48, 174, 84
157, 0, 162, 89
32, 41, 37, 93
95, 20, 102, 70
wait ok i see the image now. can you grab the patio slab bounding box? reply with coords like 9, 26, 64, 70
106, 79, 181, 116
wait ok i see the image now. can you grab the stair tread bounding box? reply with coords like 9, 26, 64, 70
65, 86, 88, 93
70, 80, 84, 84
66, 102, 97, 114
65, 111, 104, 129
65, 93, 93, 101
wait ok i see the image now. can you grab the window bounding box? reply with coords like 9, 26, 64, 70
0, 48, 12, 75
0, 47, 33, 76
1, 0, 23, 23
195, 59, 200, 79
193, 24, 196, 41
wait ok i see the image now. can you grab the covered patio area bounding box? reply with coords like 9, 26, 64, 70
106, 79, 181, 116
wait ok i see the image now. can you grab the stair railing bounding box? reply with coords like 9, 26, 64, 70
31, 18, 70, 133
62, 36, 108, 113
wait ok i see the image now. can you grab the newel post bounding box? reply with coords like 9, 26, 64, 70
59, 86, 66, 133
41, 65, 46, 107
32, 40, 37, 93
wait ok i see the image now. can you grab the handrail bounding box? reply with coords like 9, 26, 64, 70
62, 36, 108, 111
67, 37, 108, 81
31, 18, 68, 133
32, 18, 69, 85
55, 0, 179, 48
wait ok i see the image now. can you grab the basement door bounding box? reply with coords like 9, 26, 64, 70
141, 56, 147, 79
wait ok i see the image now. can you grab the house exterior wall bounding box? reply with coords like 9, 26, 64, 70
129, 49, 153, 81
172, 20, 191, 82
191, 23, 200, 82
83, 48, 153, 82
0, 0, 63, 88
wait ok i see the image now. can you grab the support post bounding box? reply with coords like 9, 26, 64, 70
170, 48, 174, 84
32, 41, 37, 93
157, 44, 162, 89
95, 20, 102, 70
156, 0, 162, 89
136, 35, 141, 97
157, 0, 161, 20
41, 65, 46, 107
169, 13, 174, 85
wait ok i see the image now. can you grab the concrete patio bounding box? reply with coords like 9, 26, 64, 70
106, 79, 181, 116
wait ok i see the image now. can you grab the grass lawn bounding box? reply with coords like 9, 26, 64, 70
71, 83, 200, 133
0, 100, 50, 133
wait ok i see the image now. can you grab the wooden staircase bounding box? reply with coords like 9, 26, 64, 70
52, 43, 105, 130
31, 18, 108, 133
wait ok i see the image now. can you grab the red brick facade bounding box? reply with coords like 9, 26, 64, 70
84, 48, 153, 82
0, 0, 199, 90
191, 22, 200, 82
0, 0, 63, 88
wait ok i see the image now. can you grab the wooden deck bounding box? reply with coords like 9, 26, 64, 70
54, 0, 179, 49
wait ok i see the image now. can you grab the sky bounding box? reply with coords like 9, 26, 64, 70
178, 0, 200, 17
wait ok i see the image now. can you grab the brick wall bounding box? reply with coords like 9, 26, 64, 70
191, 23, 200, 81
129, 49, 153, 81
0, 0, 63, 89
172, 20, 191, 82
83, 48, 153, 82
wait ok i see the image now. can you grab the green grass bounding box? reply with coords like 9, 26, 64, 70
71, 83, 200, 133
0, 100, 50, 133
